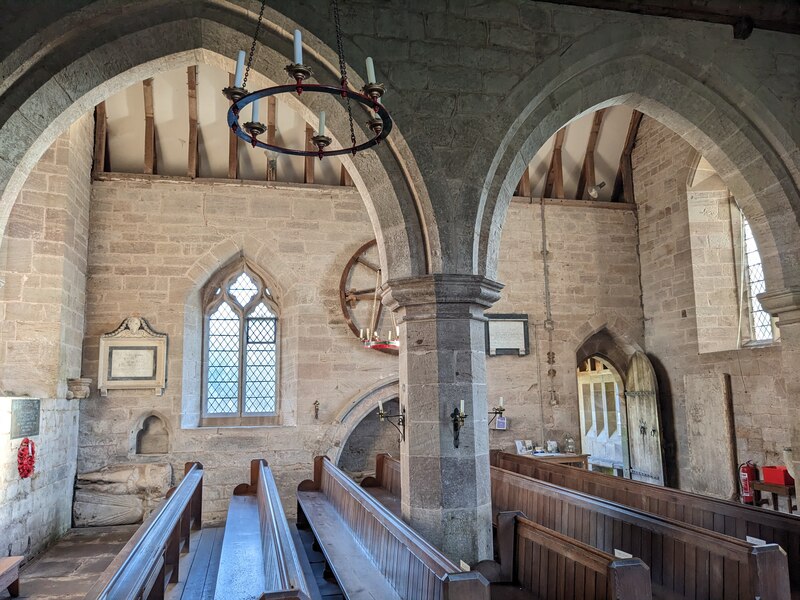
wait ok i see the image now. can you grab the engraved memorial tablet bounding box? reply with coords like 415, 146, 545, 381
98, 317, 167, 396
11, 398, 40, 439
486, 314, 530, 356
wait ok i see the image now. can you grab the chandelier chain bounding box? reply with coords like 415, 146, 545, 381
332, 0, 357, 150
242, 0, 267, 91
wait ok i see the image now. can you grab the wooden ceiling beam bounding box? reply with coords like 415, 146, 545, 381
611, 110, 644, 203
227, 73, 239, 180
92, 101, 108, 177
304, 124, 315, 184
576, 109, 606, 200
515, 166, 531, 197
543, 128, 565, 199
542, 0, 800, 38
143, 78, 156, 175
266, 96, 277, 181
187, 66, 199, 178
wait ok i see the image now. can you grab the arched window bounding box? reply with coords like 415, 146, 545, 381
201, 259, 279, 426
741, 216, 776, 342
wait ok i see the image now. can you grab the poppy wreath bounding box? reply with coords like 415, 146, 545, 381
17, 437, 36, 479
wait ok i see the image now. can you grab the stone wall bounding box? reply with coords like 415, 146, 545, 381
0, 114, 93, 558
487, 200, 643, 453
633, 118, 791, 496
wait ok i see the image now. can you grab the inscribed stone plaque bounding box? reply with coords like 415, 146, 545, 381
486, 314, 529, 356
109, 347, 157, 380
11, 398, 40, 439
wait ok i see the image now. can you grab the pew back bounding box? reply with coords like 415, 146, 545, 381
300, 456, 489, 600
493, 451, 800, 591
360, 452, 401, 497
492, 466, 790, 600
84, 462, 203, 600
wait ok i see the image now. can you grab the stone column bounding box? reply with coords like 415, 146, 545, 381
382, 274, 503, 565
759, 287, 800, 480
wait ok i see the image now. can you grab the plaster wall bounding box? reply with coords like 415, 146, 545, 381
0, 115, 93, 558
633, 118, 791, 496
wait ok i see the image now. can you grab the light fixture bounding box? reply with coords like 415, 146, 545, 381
222, 0, 393, 159
451, 401, 468, 448
359, 268, 400, 351
588, 181, 606, 199
377, 400, 405, 441
488, 396, 505, 426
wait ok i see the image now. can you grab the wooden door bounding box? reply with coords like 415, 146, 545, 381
624, 352, 665, 485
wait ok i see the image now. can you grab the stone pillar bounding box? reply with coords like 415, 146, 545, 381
759, 287, 800, 480
382, 274, 502, 565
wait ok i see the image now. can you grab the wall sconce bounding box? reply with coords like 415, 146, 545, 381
377, 400, 405, 441
488, 396, 505, 426
313, 400, 320, 420
451, 400, 467, 448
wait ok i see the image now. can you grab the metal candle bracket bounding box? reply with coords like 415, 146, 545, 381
488, 406, 505, 427
224, 65, 392, 160
378, 405, 406, 441
451, 407, 468, 448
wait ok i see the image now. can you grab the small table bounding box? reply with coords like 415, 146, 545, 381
530, 453, 590, 469
752, 481, 796, 514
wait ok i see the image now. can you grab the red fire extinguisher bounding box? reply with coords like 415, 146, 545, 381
739, 461, 758, 504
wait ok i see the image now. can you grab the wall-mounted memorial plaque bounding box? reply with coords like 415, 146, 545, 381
486, 313, 529, 356
98, 317, 167, 396
11, 398, 40, 439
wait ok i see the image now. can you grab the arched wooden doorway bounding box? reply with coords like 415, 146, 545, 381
625, 352, 666, 486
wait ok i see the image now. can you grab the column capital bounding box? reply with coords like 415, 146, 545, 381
759, 287, 800, 325
381, 274, 503, 315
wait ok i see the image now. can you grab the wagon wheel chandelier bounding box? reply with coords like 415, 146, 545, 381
222, 0, 392, 159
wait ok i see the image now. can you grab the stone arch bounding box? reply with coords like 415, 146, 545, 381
471, 28, 800, 297
0, 3, 433, 281
131, 411, 170, 456
327, 378, 400, 467
574, 326, 640, 388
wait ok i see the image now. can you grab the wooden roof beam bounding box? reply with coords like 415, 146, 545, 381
543, 128, 566, 199
576, 109, 606, 200
187, 66, 199, 178
92, 101, 108, 176
143, 78, 157, 175
266, 96, 277, 181
227, 73, 239, 180
612, 110, 644, 203
304, 124, 315, 184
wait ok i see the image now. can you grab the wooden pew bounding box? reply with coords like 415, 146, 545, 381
365, 454, 653, 599
83, 462, 204, 600
493, 450, 800, 593
297, 456, 490, 600
215, 459, 311, 600
492, 465, 790, 600
506, 511, 652, 599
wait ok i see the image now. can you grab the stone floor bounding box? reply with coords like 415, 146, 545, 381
0, 526, 137, 600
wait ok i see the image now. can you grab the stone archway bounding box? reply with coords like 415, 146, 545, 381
0, 3, 431, 282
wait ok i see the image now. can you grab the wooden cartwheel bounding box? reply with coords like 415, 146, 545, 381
339, 240, 398, 355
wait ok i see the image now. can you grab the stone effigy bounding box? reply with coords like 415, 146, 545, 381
73, 463, 172, 527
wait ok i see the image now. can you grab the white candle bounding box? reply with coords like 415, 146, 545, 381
293, 29, 303, 64
378, 400, 384, 413
460, 399, 465, 414
366, 57, 376, 84
318, 111, 326, 136
359, 328, 364, 339
251, 98, 260, 123
499, 396, 504, 408
234, 50, 246, 87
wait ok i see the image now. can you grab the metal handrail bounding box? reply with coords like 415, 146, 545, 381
83, 462, 203, 600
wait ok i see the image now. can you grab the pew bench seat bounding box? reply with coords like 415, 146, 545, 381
215, 495, 266, 600
0, 556, 23, 598
297, 490, 402, 600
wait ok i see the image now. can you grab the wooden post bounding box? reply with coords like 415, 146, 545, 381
611, 110, 643, 202
340, 165, 353, 186
304, 124, 315, 184
228, 73, 239, 180
515, 166, 531, 197
266, 96, 277, 181
187, 66, 198, 178
143, 78, 156, 175
93, 101, 108, 176
576, 109, 605, 199
543, 128, 565, 199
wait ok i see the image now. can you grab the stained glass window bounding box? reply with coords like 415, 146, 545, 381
742, 216, 773, 342
204, 265, 278, 417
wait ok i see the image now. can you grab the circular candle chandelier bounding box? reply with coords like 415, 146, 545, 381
222, 0, 392, 159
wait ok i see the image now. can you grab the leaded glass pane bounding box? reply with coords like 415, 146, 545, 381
742, 216, 773, 341
229, 272, 258, 307
206, 302, 240, 413
243, 311, 277, 414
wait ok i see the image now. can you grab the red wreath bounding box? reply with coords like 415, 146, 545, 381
17, 438, 35, 479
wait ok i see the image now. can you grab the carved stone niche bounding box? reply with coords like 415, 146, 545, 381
136, 413, 169, 455
73, 463, 172, 527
